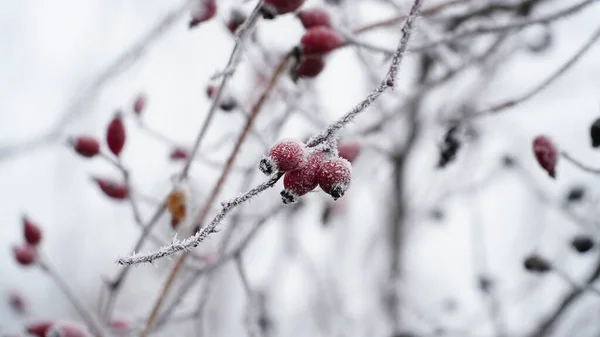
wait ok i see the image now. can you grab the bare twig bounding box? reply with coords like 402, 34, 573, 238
561, 151, 600, 175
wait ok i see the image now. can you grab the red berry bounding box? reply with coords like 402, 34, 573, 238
106, 114, 126, 156
317, 156, 352, 200
263, 0, 305, 17
297, 8, 330, 29
189, 0, 217, 28
206, 85, 217, 99
281, 167, 318, 204
294, 56, 325, 79
12, 244, 37, 266
23, 215, 42, 246
70, 136, 100, 158
259, 139, 307, 175
8, 290, 26, 314
169, 147, 189, 161
533, 135, 558, 178
109, 319, 130, 333
338, 142, 361, 163
133, 93, 146, 116
47, 321, 88, 337
26, 321, 53, 337
300, 26, 343, 56
92, 177, 129, 200
226, 9, 246, 34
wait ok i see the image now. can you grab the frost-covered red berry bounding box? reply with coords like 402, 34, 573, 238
47, 321, 88, 337
533, 135, 558, 178
70, 136, 100, 158
300, 26, 343, 56
262, 0, 305, 18
23, 215, 42, 246
226, 9, 247, 34
12, 244, 37, 266
281, 166, 318, 204
92, 177, 129, 200
337, 142, 361, 163
317, 156, 352, 200
133, 93, 146, 116
189, 0, 217, 28
106, 114, 126, 156
26, 321, 54, 337
259, 139, 307, 175
297, 8, 330, 29
294, 56, 325, 79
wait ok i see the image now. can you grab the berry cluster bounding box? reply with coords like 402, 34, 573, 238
259, 139, 353, 204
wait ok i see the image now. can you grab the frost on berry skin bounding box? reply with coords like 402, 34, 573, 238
226, 9, 247, 34
292, 55, 325, 81
92, 177, 129, 200
46, 321, 89, 337
317, 156, 352, 200
259, 139, 308, 175
106, 114, 126, 157
133, 93, 146, 116
23, 215, 42, 246
26, 321, 54, 337
300, 26, 343, 56
69, 136, 100, 158
261, 0, 305, 19
532, 135, 558, 179
590, 117, 600, 148
281, 165, 318, 204
337, 142, 361, 163
189, 0, 217, 28
297, 8, 331, 29
12, 244, 37, 266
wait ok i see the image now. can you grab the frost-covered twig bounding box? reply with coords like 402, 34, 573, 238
116, 172, 283, 265
306, 0, 423, 150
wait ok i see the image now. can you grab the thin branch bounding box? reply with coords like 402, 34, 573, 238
561, 151, 600, 175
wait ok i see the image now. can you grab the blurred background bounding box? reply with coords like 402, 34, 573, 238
1, 0, 600, 336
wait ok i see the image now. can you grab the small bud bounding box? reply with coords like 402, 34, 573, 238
189, 0, 217, 28
337, 142, 361, 163
590, 117, 600, 148
317, 156, 352, 200
523, 254, 551, 273
206, 85, 217, 99
70, 136, 100, 158
532, 135, 558, 179
8, 290, 26, 314
167, 190, 187, 229
437, 124, 460, 169
12, 244, 37, 266
263, 0, 305, 17
300, 26, 343, 56
219, 97, 237, 112
565, 185, 585, 203
22, 215, 42, 246
26, 321, 54, 337
133, 93, 146, 116
106, 114, 126, 157
571, 235, 594, 253
92, 177, 129, 200
226, 9, 247, 34
169, 147, 189, 161
297, 8, 331, 29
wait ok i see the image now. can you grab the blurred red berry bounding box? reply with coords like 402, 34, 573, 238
106, 115, 126, 157
294, 56, 325, 79
133, 94, 146, 116
206, 85, 216, 98
23, 215, 42, 246
317, 156, 352, 200
48, 321, 88, 337
533, 135, 558, 178
300, 26, 343, 56
259, 139, 307, 175
70, 136, 100, 158
8, 290, 26, 314
226, 9, 247, 34
262, 0, 305, 18
26, 321, 53, 337
189, 0, 217, 28
12, 244, 37, 266
170, 147, 189, 161
297, 8, 330, 29
109, 319, 130, 332
92, 177, 129, 200
338, 142, 361, 163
